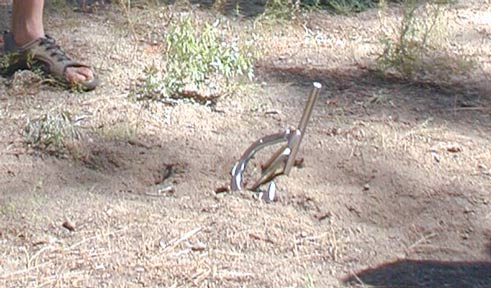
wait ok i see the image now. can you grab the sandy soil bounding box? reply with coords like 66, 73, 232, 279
1, 1, 490, 287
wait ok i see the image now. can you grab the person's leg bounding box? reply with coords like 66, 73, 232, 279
11, 0, 95, 86
11, 0, 44, 46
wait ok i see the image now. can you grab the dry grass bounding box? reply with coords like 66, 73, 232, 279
1, 1, 491, 288
0, 191, 348, 287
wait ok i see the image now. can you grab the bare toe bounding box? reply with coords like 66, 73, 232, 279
65, 66, 94, 84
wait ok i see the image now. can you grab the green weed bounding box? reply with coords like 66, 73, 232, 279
23, 110, 84, 156
0, 202, 17, 216
377, 0, 474, 83
136, 15, 254, 102
262, 0, 302, 20
303, 274, 316, 288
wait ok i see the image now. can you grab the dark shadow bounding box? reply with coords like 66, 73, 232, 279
196, 0, 266, 17
0, 131, 189, 198
160, 0, 380, 17
260, 65, 491, 288
64, 0, 359, 18
257, 64, 491, 128
156, 0, 268, 18
344, 259, 491, 288
338, 198, 491, 288
64, 0, 267, 17
259, 64, 489, 104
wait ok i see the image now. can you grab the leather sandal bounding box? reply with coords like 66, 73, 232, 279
2, 32, 98, 91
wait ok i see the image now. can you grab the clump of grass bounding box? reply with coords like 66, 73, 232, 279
376, 0, 474, 83
23, 110, 83, 156
0, 52, 17, 76
136, 15, 254, 103
262, 0, 302, 20
303, 274, 316, 288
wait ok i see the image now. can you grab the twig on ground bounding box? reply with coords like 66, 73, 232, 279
215, 270, 255, 281
162, 227, 203, 253
350, 270, 367, 287
407, 232, 437, 251
249, 232, 275, 244
281, 253, 323, 263
192, 268, 212, 284
295, 232, 328, 245
0, 261, 52, 280
66, 227, 127, 251
36, 270, 86, 288
28, 245, 56, 268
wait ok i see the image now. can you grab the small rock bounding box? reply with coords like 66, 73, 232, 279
214, 185, 230, 194
189, 241, 207, 251
431, 151, 441, 163
316, 212, 332, 221
32, 235, 59, 246
158, 186, 176, 196
265, 109, 281, 115
105, 208, 113, 217
445, 143, 462, 153
363, 184, 370, 191
62, 219, 76, 232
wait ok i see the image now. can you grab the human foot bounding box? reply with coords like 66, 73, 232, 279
3, 32, 98, 90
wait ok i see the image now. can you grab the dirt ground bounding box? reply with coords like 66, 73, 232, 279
1, 1, 491, 287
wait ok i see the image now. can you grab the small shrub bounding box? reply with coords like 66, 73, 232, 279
262, 0, 302, 20
23, 110, 83, 155
136, 15, 254, 102
377, 0, 474, 82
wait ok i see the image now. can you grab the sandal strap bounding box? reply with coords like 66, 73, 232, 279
2, 32, 98, 90
19, 35, 84, 76
4, 33, 87, 74
39, 35, 72, 63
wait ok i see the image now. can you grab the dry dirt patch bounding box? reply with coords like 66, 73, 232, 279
1, 1, 491, 287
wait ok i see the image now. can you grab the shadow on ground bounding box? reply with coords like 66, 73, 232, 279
0, 131, 190, 199
342, 235, 491, 287
188, 0, 266, 17
258, 64, 491, 128
65, 0, 268, 17
343, 258, 491, 288
67, 0, 335, 18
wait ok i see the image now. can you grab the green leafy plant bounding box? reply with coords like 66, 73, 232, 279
377, 0, 473, 82
0, 52, 18, 76
262, 0, 302, 20
137, 15, 254, 102
303, 274, 316, 288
